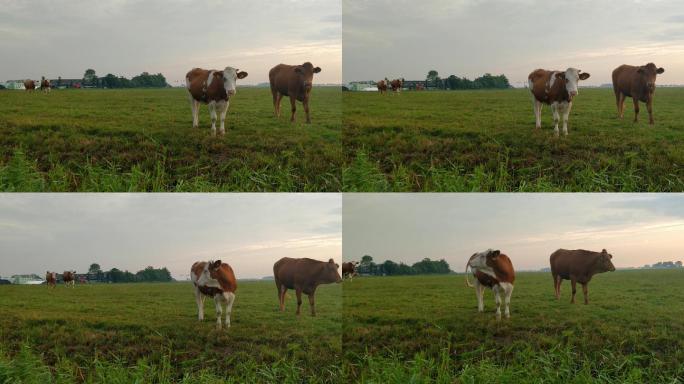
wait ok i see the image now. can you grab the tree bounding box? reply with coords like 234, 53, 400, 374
88, 263, 101, 274
361, 255, 373, 264
427, 70, 439, 82
676, 261, 683, 268
83, 69, 97, 86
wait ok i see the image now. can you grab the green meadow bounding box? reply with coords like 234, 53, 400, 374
343, 88, 684, 191
0, 87, 341, 192
0, 281, 342, 383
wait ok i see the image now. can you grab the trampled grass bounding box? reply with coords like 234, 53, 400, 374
0, 87, 341, 191
342, 270, 684, 383
0, 281, 342, 383
343, 88, 684, 191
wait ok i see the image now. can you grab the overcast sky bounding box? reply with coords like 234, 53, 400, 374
343, 0, 684, 86
0, 0, 341, 85
0, 194, 341, 280
344, 194, 684, 271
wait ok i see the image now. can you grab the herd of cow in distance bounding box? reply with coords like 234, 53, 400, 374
43, 248, 616, 329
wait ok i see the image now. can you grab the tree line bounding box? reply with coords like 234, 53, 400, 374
426, 70, 510, 89
643, 261, 683, 269
356, 255, 452, 276
82, 68, 169, 88
87, 263, 173, 283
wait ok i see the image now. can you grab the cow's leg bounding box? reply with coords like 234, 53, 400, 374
647, 99, 654, 125
223, 291, 235, 328
275, 93, 283, 117
561, 101, 572, 136
633, 98, 640, 123
570, 279, 577, 304
617, 92, 625, 119
493, 285, 502, 321
304, 97, 311, 124
503, 283, 513, 319
295, 289, 303, 315
208, 101, 217, 135
217, 100, 229, 135
213, 295, 224, 329
551, 102, 560, 137
554, 275, 562, 300
582, 283, 589, 305
279, 286, 287, 312
191, 99, 200, 128
289, 96, 297, 123
308, 293, 316, 317
271, 89, 279, 117
475, 280, 484, 312
195, 287, 204, 321
533, 99, 542, 129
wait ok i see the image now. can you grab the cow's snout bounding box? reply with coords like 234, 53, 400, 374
569, 90, 577, 98
647, 82, 656, 91
227, 89, 236, 97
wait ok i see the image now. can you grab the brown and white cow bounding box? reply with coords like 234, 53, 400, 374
342, 261, 359, 281
273, 257, 341, 316
390, 78, 404, 93
377, 79, 388, 94
550, 248, 615, 304
24, 80, 36, 92
40, 77, 51, 94
190, 260, 237, 329
612, 63, 665, 125
45, 271, 56, 288
465, 249, 515, 320
62, 271, 75, 287
269, 62, 321, 124
528, 68, 590, 136
185, 67, 248, 136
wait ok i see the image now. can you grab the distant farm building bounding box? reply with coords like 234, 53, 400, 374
4, 78, 82, 89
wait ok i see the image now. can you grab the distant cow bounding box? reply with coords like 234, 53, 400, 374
269, 62, 321, 124
24, 80, 36, 92
550, 248, 615, 304
528, 68, 590, 136
465, 249, 515, 320
390, 78, 404, 93
40, 77, 51, 94
62, 271, 75, 287
273, 257, 341, 316
45, 271, 56, 288
612, 63, 665, 125
342, 261, 359, 281
185, 67, 248, 136
377, 79, 388, 94
191, 260, 237, 329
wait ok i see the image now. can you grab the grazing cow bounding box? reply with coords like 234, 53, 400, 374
342, 261, 359, 281
390, 78, 404, 93
612, 63, 665, 125
269, 62, 321, 124
185, 67, 248, 136
62, 271, 75, 287
273, 257, 341, 316
377, 79, 388, 94
45, 271, 56, 288
24, 80, 36, 92
40, 77, 51, 94
190, 260, 237, 329
465, 249, 515, 320
550, 248, 615, 304
528, 68, 590, 136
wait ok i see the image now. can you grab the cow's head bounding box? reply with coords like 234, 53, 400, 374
637, 63, 664, 92
207, 259, 223, 279
222, 67, 248, 97
598, 249, 616, 272
469, 249, 501, 270
555, 68, 590, 99
323, 258, 342, 283
294, 62, 321, 92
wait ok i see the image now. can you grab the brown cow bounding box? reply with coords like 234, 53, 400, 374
342, 261, 359, 281
390, 78, 404, 93
377, 79, 388, 94
62, 271, 76, 287
612, 63, 665, 125
191, 260, 237, 329
269, 62, 321, 124
550, 248, 615, 304
45, 271, 56, 288
273, 257, 341, 316
528, 68, 590, 136
465, 249, 515, 320
40, 77, 51, 94
24, 80, 36, 92
185, 67, 248, 135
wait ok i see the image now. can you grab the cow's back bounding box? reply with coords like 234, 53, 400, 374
528, 69, 552, 102
612, 65, 638, 95
550, 249, 598, 278
274, 257, 323, 289
269, 64, 297, 95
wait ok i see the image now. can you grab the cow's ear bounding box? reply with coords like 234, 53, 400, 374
555, 72, 565, 79
212, 260, 222, 269
313, 67, 321, 74
579, 72, 590, 80
294, 67, 304, 74
237, 71, 248, 79
657, 67, 665, 74
328, 258, 335, 263
491, 249, 500, 257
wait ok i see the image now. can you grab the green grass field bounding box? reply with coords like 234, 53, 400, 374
342, 270, 684, 383
0, 87, 341, 192
0, 281, 342, 383
343, 88, 684, 191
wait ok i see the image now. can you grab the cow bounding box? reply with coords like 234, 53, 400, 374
550, 248, 615, 304
185, 67, 248, 136
269, 62, 322, 124
342, 261, 359, 281
377, 79, 388, 94
390, 78, 404, 93
528, 68, 590, 136
62, 271, 75, 287
24, 80, 36, 92
190, 260, 237, 329
40, 77, 51, 94
465, 249, 515, 320
612, 63, 665, 125
45, 271, 56, 288
273, 257, 341, 316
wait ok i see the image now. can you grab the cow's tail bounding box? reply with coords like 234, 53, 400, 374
465, 261, 474, 288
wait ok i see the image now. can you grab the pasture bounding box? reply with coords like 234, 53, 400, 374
342, 270, 684, 383
343, 88, 684, 191
0, 281, 342, 383
0, 87, 341, 192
